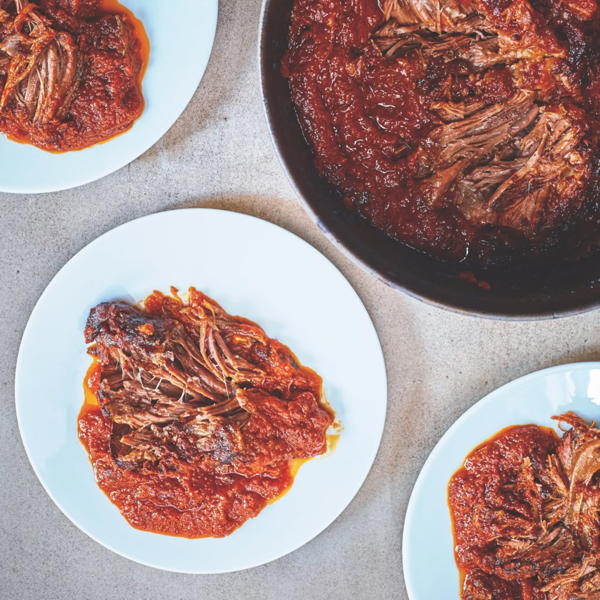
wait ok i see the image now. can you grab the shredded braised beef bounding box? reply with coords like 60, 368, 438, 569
85, 289, 333, 474
372, 0, 590, 235
285, 0, 600, 263
0, 0, 144, 151
79, 288, 334, 537
449, 413, 600, 600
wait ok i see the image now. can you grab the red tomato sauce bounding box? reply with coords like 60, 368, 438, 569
448, 425, 560, 598
0, 0, 148, 152
284, 0, 600, 265
79, 364, 329, 538
78, 290, 336, 539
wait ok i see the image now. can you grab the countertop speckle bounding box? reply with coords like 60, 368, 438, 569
2, 2, 600, 599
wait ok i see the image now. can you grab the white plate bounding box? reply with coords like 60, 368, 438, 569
402, 362, 600, 599
0, 0, 218, 193
15, 208, 387, 573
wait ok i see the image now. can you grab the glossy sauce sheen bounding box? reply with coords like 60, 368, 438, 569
78, 291, 335, 538
448, 425, 559, 598
0, 0, 148, 151
284, 0, 600, 265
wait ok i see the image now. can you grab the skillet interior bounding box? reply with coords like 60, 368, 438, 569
259, 0, 600, 319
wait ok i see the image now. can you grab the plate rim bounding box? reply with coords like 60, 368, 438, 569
0, 0, 219, 194
402, 360, 600, 599
14, 207, 388, 573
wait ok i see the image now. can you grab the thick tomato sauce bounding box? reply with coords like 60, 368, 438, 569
79, 362, 300, 538
78, 288, 336, 539
448, 425, 560, 598
284, 0, 600, 265
284, 1, 445, 247
0, 0, 148, 152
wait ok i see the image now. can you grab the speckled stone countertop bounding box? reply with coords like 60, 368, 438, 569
2, 2, 600, 599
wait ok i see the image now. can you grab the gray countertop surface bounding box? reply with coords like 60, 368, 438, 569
2, 2, 600, 599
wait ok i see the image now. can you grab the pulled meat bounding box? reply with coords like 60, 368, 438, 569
0, 0, 145, 151
449, 413, 600, 599
284, 0, 600, 264
78, 288, 334, 538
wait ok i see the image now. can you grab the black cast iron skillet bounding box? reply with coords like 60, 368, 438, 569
259, 0, 600, 319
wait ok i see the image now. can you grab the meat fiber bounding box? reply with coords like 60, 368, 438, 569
0, 0, 145, 151
449, 414, 600, 600
285, 0, 600, 263
78, 288, 335, 538
84, 288, 332, 474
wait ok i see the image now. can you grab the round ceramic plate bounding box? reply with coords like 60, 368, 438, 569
15, 208, 387, 573
403, 362, 600, 599
0, 0, 218, 194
